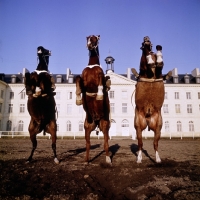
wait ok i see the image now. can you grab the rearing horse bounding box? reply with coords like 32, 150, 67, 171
25, 47, 59, 164
75, 35, 111, 163
133, 36, 165, 163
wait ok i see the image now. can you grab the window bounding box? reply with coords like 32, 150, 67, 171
20, 104, 25, 113
175, 92, 179, 99
56, 75, 62, 83
177, 121, 182, 132
57, 122, 59, 132
163, 104, 168, 113
56, 92, 61, 100
56, 104, 60, 113
110, 103, 115, 113
79, 121, 84, 131
67, 104, 72, 114
198, 92, 200, 99
8, 104, 13, 113
122, 103, 127, 113
187, 104, 192, 113
79, 106, 83, 114
10, 92, 14, 99
196, 77, 200, 83
6, 120, 12, 131
186, 92, 191, 99
175, 104, 180, 113
0, 103, 2, 113
0, 90, 4, 99
18, 120, 24, 131
122, 90, 127, 99
164, 92, 167, 99
20, 92, 25, 99
67, 92, 73, 99
109, 91, 114, 99
121, 119, 129, 127
165, 121, 170, 132
189, 121, 194, 132
174, 77, 178, 83
66, 121, 71, 131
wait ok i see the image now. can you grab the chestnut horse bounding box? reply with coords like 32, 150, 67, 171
25, 47, 58, 164
133, 36, 166, 163
75, 35, 111, 163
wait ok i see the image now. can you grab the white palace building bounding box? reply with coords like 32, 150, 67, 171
0, 57, 200, 139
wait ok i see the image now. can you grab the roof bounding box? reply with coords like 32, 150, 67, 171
1, 72, 199, 84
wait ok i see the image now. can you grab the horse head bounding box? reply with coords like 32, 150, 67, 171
86, 35, 100, 51
37, 46, 51, 70
140, 36, 153, 55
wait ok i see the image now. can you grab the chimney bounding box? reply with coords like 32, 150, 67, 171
172, 68, 178, 83
66, 68, 71, 81
127, 68, 131, 79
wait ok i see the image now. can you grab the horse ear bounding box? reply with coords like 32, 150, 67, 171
97, 35, 100, 40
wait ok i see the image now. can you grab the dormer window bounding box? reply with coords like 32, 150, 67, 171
173, 77, 178, 83
11, 75, 16, 83
184, 74, 189, 83
196, 77, 200, 83
56, 75, 62, 83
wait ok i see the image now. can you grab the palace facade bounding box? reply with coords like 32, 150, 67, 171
0, 64, 200, 139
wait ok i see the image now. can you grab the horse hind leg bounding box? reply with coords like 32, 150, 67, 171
48, 121, 59, 164
99, 119, 111, 164
27, 133, 37, 163
84, 119, 96, 163
152, 113, 162, 163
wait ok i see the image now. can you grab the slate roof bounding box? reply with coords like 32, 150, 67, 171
0, 72, 199, 84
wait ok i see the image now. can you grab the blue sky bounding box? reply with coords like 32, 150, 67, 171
0, 0, 200, 75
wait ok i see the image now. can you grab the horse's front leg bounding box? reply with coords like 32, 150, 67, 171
84, 119, 96, 163
75, 76, 82, 105
134, 109, 147, 163
99, 119, 111, 164
48, 120, 59, 164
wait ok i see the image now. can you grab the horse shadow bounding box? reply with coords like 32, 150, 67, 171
89, 143, 120, 163
130, 143, 156, 163
60, 144, 101, 162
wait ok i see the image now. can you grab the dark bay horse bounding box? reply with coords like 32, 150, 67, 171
133, 36, 166, 163
76, 35, 111, 163
25, 47, 58, 164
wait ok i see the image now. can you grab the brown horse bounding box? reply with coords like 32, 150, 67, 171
133, 36, 166, 163
75, 35, 111, 163
26, 47, 58, 164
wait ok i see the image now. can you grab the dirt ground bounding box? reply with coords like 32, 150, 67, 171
0, 137, 200, 200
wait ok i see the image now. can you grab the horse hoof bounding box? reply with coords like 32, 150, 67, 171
54, 158, 59, 164
106, 156, 111, 164
155, 151, 161, 163
136, 160, 142, 164
156, 159, 161, 163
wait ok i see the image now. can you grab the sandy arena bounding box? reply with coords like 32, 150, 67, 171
0, 137, 200, 200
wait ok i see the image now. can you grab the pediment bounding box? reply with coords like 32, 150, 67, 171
105, 72, 136, 85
